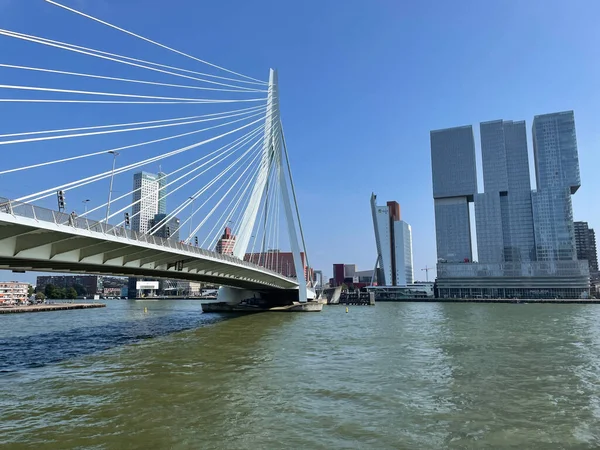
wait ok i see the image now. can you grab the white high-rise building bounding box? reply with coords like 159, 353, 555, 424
370, 193, 414, 286
132, 171, 166, 234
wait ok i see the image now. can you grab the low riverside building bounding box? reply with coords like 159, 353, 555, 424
435, 261, 590, 299
36, 275, 128, 298
0, 281, 29, 304
367, 283, 434, 300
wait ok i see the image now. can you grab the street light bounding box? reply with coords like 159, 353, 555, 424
105, 151, 119, 224
188, 196, 195, 239
82, 199, 90, 214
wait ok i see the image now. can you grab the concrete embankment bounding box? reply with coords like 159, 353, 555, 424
0, 303, 106, 314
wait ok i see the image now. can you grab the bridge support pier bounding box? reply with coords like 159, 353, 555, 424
216, 286, 263, 306
205, 286, 319, 312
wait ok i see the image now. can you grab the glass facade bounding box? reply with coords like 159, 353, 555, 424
436, 261, 590, 299
371, 194, 414, 286
477, 120, 535, 263
480, 120, 509, 192
157, 172, 167, 216
533, 111, 580, 193
132, 172, 161, 234
532, 111, 580, 261
574, 221, 598, 273
430, 126, 477, 264
430, 126, 478, 199
475, 192, 503, 263
532, 187, 576, 261
393, 220, 414, 285
434, 197, 473, 263
432, 111, 588, 297
371, 196, 392, 286
503, 121, 536, 262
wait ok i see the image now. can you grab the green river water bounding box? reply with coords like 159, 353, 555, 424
1, 300, 599, 449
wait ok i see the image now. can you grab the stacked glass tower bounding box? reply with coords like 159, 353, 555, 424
429, 125, 478, 263
531, 111, 580, 261
475, 120, 536, 264
430, 110, 589, 299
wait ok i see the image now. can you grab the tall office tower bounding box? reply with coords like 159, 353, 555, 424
430, 126, 478, 263
574, 221, 598, 274
157, 172, 167, 215
531, 111, 580, 261
475, 120, 536, 263
132, 171, 163, 234
370, 194, 414, 286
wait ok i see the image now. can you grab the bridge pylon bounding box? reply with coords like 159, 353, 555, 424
231, 69, 310, 303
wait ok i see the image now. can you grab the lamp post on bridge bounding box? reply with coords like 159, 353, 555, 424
82, 199, 90, 214
105, 151, 119, 225
188, 196, 195, 239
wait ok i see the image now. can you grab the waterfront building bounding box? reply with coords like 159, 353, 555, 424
429, 126, 478, 263
370, 194, 414, 286
329, 266, 374, 289
431, 111, 589, 299
0, 281, 29, 303
332, 264, 345, 287
366, 283, 434, 300
159, 280, 203, 296
344, 264, 356, 279
574, 221, 598, 274
132, 171, 166, 234
216, 227, 236, 255
36, 275, 128, 298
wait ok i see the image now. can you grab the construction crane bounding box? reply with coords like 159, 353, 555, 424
421, 265, 433, 282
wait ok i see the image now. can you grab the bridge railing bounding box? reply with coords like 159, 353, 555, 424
0, 197, 296, 283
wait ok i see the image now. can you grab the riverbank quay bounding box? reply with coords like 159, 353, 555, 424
377, 298, 600, 304
0, 303, 106, 314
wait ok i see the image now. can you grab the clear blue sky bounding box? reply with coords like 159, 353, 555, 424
1, 0, 599, 284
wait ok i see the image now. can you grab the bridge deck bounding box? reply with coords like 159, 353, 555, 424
0, 198, 299, 290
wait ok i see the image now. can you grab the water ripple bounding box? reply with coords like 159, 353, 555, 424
1, 302, 600, 448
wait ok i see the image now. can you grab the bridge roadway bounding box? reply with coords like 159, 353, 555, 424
0, 198, 300, 291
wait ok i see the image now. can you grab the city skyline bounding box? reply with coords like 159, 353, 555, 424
1, 1, 600, 284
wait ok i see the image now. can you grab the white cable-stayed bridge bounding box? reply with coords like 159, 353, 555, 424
0, 1, 315, 305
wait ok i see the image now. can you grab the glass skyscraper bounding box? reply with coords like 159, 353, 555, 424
430, 125, 477, 263
476, 120, 535, 263
431, 110, 589, 299
370, 194, 414, 286
132, 171, 165, 234
532, 111, 580, 261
